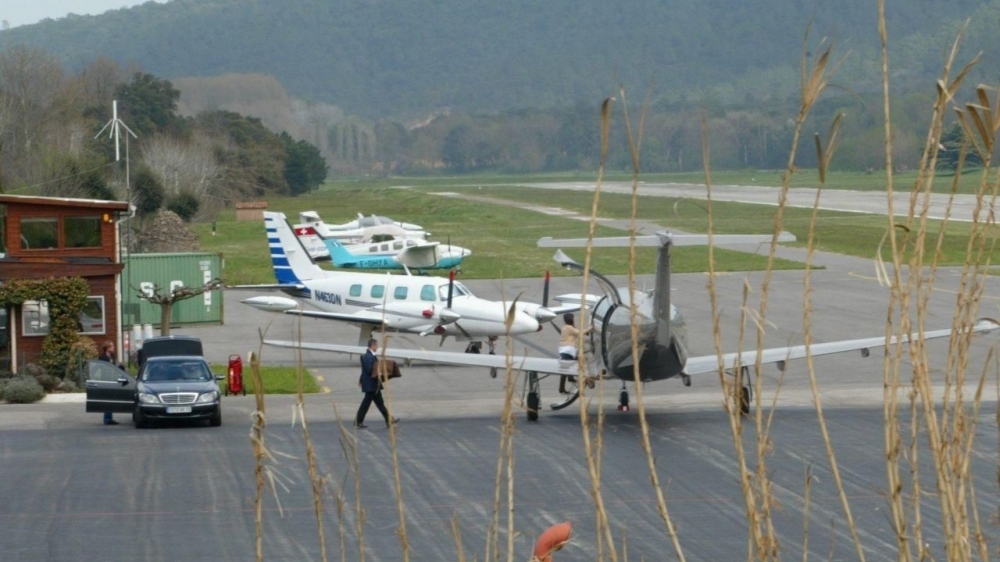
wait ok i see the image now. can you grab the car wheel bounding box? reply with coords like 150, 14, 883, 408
209, 406, 222, 427
134, 407, 147, 429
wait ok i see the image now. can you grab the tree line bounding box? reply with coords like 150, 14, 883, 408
0, 46, 328, 221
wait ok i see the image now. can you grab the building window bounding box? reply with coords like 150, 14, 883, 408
22, 300, 50, 336
21, 297, 106, 336
20, 218, 58, 250
65, 216, 102, 248
78, 296, 105, 334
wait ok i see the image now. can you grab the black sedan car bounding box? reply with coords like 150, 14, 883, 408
85, 356, 223, 428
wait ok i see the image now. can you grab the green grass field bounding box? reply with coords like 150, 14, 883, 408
195, 172, 999, 285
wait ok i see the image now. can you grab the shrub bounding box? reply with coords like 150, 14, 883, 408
4, 377, 45, 404
167, 191, 201, 221
55, 379, 80, 393
35, 374, 60, 392
20, 363, 45, 379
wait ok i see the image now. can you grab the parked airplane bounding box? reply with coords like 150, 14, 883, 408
237, 212, 575, 345
324, 236, 471, 271
295, 210, 429, 260
263, 230, 998, 420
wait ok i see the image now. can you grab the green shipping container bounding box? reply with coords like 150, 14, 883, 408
121, 253, 224, 327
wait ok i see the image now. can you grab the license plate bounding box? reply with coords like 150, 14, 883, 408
166, 406, 192, 414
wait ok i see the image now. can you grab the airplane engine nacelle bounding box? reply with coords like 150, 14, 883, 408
377, 302, 461, 330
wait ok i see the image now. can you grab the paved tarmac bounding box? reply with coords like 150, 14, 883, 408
3, 184, 1000, 561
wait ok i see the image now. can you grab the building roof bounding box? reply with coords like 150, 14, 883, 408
0, 194, 130, 212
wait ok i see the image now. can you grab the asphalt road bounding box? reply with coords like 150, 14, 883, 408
2, 187, 1000, 560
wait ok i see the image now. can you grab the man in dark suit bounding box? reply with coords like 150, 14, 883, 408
99, 340, 124, 425
355, 338, 398, 428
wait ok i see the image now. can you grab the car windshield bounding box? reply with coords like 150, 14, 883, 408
142, 360, 213, 382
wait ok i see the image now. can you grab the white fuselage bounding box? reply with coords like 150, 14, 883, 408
296, 274, 542, 337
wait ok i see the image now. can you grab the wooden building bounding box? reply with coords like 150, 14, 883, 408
0, 195, 131, 373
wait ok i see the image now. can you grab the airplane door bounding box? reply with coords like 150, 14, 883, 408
84, 360, 136, 413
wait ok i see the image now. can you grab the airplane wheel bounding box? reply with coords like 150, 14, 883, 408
739, 386, 751, 415
526, 371, 540, 421
618, 388, 630, 411
681, 374, 691, 387
550, 377, 579, 410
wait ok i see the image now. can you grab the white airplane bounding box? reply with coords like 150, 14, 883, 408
263, 230, 999, 420
324, 236, 471, 271
294, 210, 429, 260
237, 212, 577, 345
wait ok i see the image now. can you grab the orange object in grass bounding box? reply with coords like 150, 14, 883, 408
531, 521, 571, 562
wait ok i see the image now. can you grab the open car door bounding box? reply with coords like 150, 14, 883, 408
84, 360, 136, 413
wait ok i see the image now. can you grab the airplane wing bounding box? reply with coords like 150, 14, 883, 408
682, 319, 998, 375
264, 339, 581, 375
264, 319, 997, 378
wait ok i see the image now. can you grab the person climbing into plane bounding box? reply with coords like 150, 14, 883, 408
557, 313, 590, 394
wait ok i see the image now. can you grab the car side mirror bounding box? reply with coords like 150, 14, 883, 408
215, 375, 225, 381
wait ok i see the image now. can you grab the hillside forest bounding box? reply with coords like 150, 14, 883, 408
0, 48, 328, 220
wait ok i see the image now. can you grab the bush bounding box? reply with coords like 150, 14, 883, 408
167, 191, 201, 221
20, 363, 45, 379
55, 379, 80, 393
35, 374, 60, 392
3, 377, 45, 404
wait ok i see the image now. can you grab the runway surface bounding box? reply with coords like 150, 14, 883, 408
2, 183, 1000, 561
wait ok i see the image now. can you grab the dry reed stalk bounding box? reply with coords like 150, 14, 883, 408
571, 95, 620, 562
482, 295, 521, 562
376, 336, 411, 562
616, 85, 688, 562
875, 4, 1000, 560
249, 350, 267, 562
799, 110, 874, 562
295, 367, 329, 562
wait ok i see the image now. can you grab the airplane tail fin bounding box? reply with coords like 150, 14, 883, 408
540, 231, 796, 349
324, 237, 356, 267
264, 211, 329, 283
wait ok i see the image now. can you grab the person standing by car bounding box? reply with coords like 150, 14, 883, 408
355, 338, 398, 428
98, 340, 123, 425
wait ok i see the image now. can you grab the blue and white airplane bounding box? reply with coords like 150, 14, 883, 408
322, 235, 471, 271
237, 212, 577, 345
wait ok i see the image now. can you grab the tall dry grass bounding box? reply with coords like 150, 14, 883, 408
243, 5, 1000, 562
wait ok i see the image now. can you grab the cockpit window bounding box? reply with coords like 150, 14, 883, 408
438, 282, 472, 301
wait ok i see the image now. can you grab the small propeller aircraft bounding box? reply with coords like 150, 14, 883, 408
235, 212, 576, 345
322, 236, 471, 271
262, 229, 998, 420
294, 210, 429, 261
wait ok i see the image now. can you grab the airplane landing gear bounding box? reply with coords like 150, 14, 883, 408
549, 376, 579, 411
617, 382, 630, 411
526, 371, 540, 421
681, 373, 691, 387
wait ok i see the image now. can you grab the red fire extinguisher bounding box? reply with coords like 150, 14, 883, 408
226, 354, 245, 396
